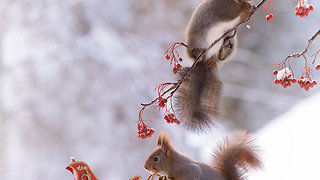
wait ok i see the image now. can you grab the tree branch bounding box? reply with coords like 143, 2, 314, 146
138, 0, 269, 131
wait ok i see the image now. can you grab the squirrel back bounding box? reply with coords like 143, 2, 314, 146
175, 60, 223, 133
144, 131, 263, 180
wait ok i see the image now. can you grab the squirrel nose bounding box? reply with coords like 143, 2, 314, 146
144, 164, 148, 170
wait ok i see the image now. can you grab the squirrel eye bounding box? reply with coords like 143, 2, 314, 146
154, 156, 160, 162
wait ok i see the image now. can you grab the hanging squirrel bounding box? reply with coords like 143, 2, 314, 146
144, 131, 263, 180
175, 0, 256, 132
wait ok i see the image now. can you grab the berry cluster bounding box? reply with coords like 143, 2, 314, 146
264, 0, 275, 21
172, 63, 182, 74
295, 0, 314, 18
265, 14, 274, 21
137, 122, 155, 139
165, 42, 186, 74
158, 96, 167, 108
164, 113, 180, 125
273, 68, 297, 88
297, 76, 317, 91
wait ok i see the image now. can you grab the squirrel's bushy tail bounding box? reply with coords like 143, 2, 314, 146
175, 60, 222, 133
212, 131, 263, 180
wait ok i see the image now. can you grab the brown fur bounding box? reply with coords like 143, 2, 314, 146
212, 131, 263, 180
177, 0, 255, 133
186, 0, 255, 60
144, 131, 263, 180
175, 60, 222, 133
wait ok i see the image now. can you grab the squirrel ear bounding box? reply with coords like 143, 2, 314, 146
157, 131, 164, 147
157, 131, 172, 156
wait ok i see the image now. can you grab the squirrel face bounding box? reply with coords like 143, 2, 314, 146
144, 132, 172, 174
144, 146, 169, 173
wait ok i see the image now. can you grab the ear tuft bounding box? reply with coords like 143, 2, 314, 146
157, 131, 166, 146
156, 131, 172, 156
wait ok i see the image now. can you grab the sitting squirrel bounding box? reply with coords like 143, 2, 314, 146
175, 0, 256, 132
144, 131, 263, 180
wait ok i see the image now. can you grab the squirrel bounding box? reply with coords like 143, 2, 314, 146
144, 131, 263, 180
174, 0, 256, 132
186, 0, 256, 61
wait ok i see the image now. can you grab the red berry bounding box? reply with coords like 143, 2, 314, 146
273, 70, 278, 75
315, 64, 320, 70
165, 54, 170, 60
265, 15, 270, 21
310, 5, 314, 11
298, 6, 304, 12
176, 63, 182, 71
158, 96, 167, 108
312, 80, 317, 86
269, 14, 274, 20
172, 67, 178, 74
178, 57, 183, 62
305, 80, 311, 87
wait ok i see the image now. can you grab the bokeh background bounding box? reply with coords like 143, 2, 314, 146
0, 0, 319, 179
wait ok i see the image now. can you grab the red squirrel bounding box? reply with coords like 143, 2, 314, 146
144, 131, 263, 180
175, 0, 256, 132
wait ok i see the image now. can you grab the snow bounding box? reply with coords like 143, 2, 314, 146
249, 90, 320, 180
276, 67, 291, 80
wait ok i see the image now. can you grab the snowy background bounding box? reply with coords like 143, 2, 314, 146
0, 0, 319, 179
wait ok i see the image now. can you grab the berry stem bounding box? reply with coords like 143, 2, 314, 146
272, 29, 320, 71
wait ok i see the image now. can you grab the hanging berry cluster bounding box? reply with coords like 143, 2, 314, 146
165, 42, 187, 74
154, 83, 181, 125
273, 68, 297, 88
137, 109, 155, 139
137, 121, 155, 140
297, 76, 317, 91
136, 81, 181, 139
295, 0, 314, 18
264, 0, 275, 21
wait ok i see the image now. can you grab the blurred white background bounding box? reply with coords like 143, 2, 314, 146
0, 0, 319, 179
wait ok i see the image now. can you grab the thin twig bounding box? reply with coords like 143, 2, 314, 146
272, 29, 320, 69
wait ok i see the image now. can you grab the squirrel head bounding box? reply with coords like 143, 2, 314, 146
144, 131, 173, 174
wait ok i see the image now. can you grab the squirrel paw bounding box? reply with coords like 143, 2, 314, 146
245, 2, 257, 13
218, 30, 237, 61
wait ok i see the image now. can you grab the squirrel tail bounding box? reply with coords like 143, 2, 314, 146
174, 60, 222, 133
212, 130, 263, 180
